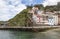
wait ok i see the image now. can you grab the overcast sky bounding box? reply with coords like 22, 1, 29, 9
0, 0, 60, 21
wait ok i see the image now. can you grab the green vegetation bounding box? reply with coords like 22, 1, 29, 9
44, 2, 60, 11
8, 9, 29, 26
8, 8, 33, 26
34, 4, 44, 10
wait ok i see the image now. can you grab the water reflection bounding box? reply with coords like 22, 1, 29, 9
0, 29, 60, 39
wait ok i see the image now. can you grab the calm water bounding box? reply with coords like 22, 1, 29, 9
0, 29, 60, 39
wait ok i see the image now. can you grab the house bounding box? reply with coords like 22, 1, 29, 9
28, 7, 60, 26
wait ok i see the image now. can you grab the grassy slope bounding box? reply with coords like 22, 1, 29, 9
8, 9, 29, 26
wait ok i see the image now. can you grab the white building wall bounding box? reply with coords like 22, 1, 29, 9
48, 16, 54, 25
53, 15, 58, 25
32, 14, 40, 24
48, 15, 58, 25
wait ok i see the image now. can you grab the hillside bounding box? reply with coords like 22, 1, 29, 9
8, 9, 29, 26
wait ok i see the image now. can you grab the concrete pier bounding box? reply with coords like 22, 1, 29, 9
0, 26, 60, 28
0, 26, 60, 32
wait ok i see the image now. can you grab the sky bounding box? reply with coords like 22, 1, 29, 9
0, 0, 60, 21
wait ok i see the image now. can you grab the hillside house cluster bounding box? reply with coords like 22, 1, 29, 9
29, 6, 60, 26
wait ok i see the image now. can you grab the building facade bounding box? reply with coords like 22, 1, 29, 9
29, 7, 60, 26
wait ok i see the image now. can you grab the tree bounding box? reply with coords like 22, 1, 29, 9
26, 5, 33, 10
57, 2, 60, 11
44, 5, 58, 11
34, 4, 44, 10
